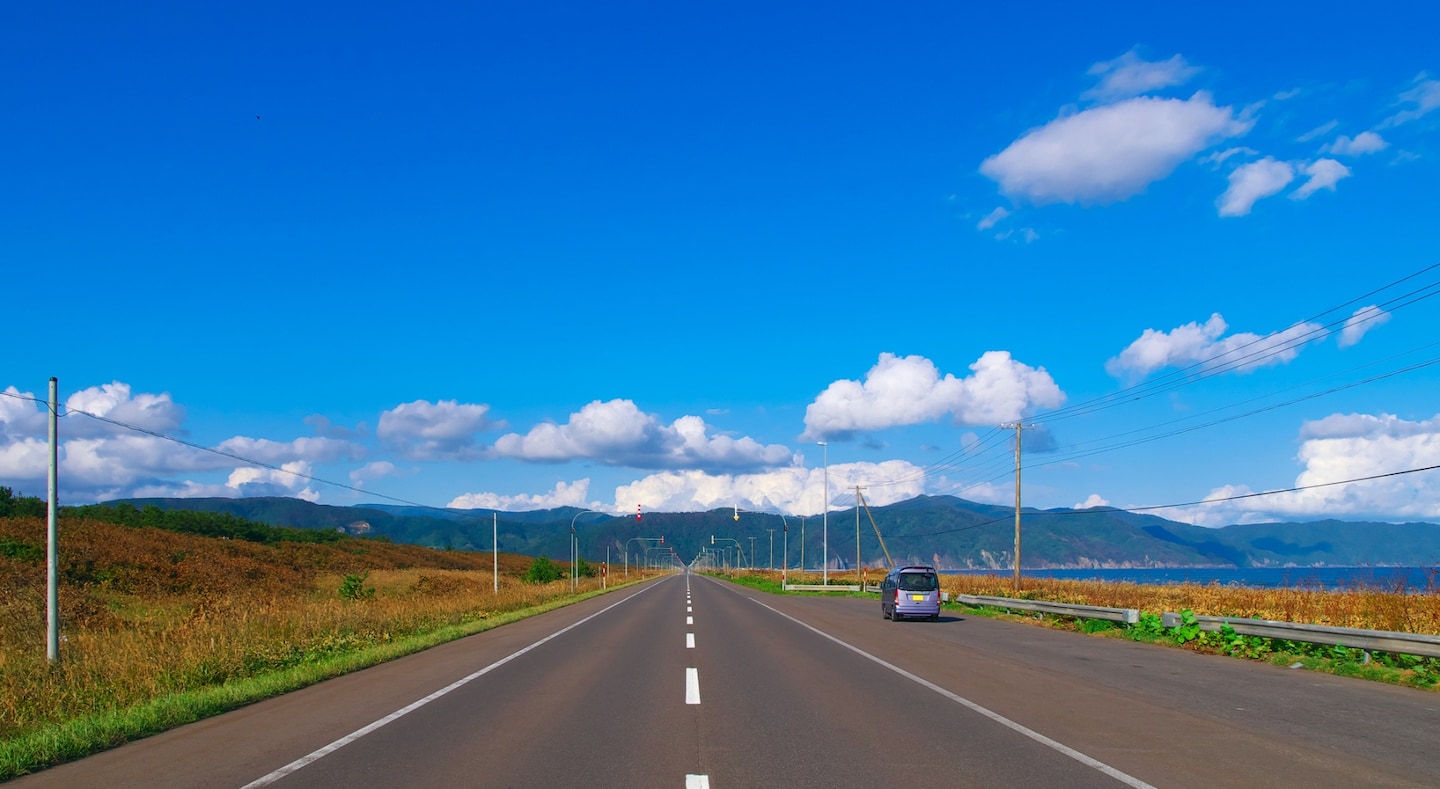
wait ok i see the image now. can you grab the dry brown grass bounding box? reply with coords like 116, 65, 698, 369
0, 516, 631, 743
940, 573, 1440, 634
751, 569, 1440, 634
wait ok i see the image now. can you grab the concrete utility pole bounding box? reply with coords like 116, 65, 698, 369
855, 484, 866, 584
767, 529, 775, 570
749, 536, 756, 570
47, 377, 59, 664
1004, 422, 1038, 593
819, 441, 829, 584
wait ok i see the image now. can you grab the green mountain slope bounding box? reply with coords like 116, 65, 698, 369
107, 495, 1440, 569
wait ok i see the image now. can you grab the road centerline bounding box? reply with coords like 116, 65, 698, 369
685, 667, 701, 705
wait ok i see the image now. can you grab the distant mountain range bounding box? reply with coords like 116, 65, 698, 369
109, 495, 1440, 570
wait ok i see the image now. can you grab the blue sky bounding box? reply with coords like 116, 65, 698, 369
4, 2, 1439, 526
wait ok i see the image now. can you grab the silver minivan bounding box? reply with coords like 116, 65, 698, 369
880, 565, 941, 621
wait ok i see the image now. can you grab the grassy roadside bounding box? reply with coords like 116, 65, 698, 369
716, 569, 1440, 692
0, 586, 631, 781
0, 514, 655, 781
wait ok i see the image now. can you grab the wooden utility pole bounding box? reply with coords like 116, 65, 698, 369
1004, 422, 1038, 593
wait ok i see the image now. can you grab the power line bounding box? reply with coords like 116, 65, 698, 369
0, 388, 446, 512
837, 261, 1440, 496
890, 463, 1440, 540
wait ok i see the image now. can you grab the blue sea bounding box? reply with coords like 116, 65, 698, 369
944, 566, 1439, 591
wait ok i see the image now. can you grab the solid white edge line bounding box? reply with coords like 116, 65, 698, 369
685, 667, 701, 704
686, 633, 695, 649
686, 774, 710, 788
238, 579, 666, 788
746, 597, 1157, 789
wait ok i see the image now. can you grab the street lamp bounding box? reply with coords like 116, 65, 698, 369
711, 536, 745, 574
570, 510, 607, 592
624, 536, 663, 579
819, 440, 829, 585
779, 515, 788, 586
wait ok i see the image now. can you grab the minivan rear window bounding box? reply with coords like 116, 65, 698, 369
898, 572, 938, 591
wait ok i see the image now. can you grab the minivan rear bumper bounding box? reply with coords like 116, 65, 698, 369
894, 597, 940, 617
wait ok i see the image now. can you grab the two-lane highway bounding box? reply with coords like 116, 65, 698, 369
13, 573, 1440, 787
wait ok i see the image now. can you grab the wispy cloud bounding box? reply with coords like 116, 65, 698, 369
977, 206, 1010, 230
1217, 157, 1294, 216
1082, 50, 1200, 102
1379, 75, 1440, 128
1296, 120, 1339, 142
1291, 158, 1351, 200
1323, 131, 1388, 156
1337, 305, 1390, 348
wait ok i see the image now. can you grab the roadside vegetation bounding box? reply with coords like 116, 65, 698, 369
723, 569, 1440, 690
0, 502, 640, 780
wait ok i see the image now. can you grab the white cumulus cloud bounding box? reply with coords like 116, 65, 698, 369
1074, 494, 1111, 509
0, 437, 50, 488
449, 479, 593, 511
1338, 305, 1390, 349
1217, 157, 1294, 216
217, 435, 364, 465
1, 387, 49, 439
1324, 131, 1389, 156
1179, 413, 1440, 525
981, 93, 1252, 205
494, 399, 792, 471
801, 352, 1065, 441
377, 399, 503, 461
133, 461, 320, 503
1106, 313, 1323, 379
61, 382, 186, 439
349, 461, 397, 486
1082, 50, 1201, 102
612, 460, 927, 515
1291, 158, 1351, 200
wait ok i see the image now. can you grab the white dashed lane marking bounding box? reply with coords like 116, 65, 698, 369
686, 633, 695, 649
686, 667, 701, 704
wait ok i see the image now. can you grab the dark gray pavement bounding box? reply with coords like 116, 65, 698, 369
11, 573, 1440, 788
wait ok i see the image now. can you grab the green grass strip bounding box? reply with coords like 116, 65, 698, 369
0, 583, 631, 781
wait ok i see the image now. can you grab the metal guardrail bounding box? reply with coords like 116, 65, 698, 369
1188, 614, 1440, 659
784, 584, 862, 592
953, 593, 1140, 624
856, 586, 1440, 659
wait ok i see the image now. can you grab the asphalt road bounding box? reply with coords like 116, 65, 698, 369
12, 573, 1440, 787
